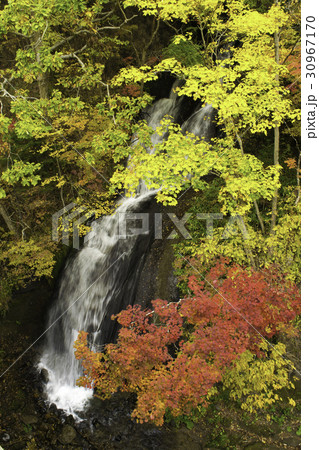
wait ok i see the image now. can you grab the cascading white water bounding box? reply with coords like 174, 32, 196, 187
39, 80, 215, 419
182, 103, 215, 139
38, 194, 155, 417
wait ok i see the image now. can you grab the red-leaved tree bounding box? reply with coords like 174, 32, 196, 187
75, 258, 300, 425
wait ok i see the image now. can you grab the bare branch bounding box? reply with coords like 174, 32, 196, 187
50, 34, 77, 52
50, 11, 137, 53
106, 83, 116, 125
60, 47, 111, 95
32, 23, 49, 49
96, 14, 137, 32
235, 129, 265, 235
60, 45, 88, 66
93, 10, 115, 23
145, 18, 160, 52
281, 37, 300, 66
11, 31, 29, 38
163, 20, 179, 33
0, 204, 17, 235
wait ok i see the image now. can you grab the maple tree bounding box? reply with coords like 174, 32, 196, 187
75, 258, 300, 426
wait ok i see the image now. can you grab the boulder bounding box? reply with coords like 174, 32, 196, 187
58, 425, 77, 444
21, 415, 38, 425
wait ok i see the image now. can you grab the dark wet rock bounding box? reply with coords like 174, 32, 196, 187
43, 412, 58, 424
143, 428, 163, 437
76, 420, 90, 432
35, 384, 44, 394
38, 422, 49, 432
40, 368, 49, 383
47, 404, 64, 420
10, 396, 26, 411
91, 417, 100, 427
58, 424, 77, 444
48, 403, 58, 415
64, 414, 75, 426
47, 435, 57, 446
37, 404, 48, 415
21, 414, 38, 425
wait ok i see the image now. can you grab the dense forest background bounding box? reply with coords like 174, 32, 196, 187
0, 0, 301, 444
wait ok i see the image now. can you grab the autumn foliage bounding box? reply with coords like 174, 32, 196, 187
75, 259, 300, 426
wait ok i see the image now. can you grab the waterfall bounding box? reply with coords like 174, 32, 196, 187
182, 103, 215, 140
38, 80, 215, 418
38, 194, 155, 417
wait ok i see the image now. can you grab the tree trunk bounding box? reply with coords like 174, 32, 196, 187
32, 32, 49, 99
235, 130, 265, 234
270, 28, 280, 234
0, 204, 17, 235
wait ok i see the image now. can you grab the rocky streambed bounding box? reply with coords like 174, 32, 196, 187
0, 281, 301, 450
0, 282, 182, 449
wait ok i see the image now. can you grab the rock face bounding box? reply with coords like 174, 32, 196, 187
134, 177, 217, 311
103, 196, 186, 342
135, 195, 193, 310
136, 236, 180, 308
40, 368, 49, 383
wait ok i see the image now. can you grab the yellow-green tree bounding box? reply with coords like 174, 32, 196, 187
110, 0, 300, 276
0, 0, 142, 310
